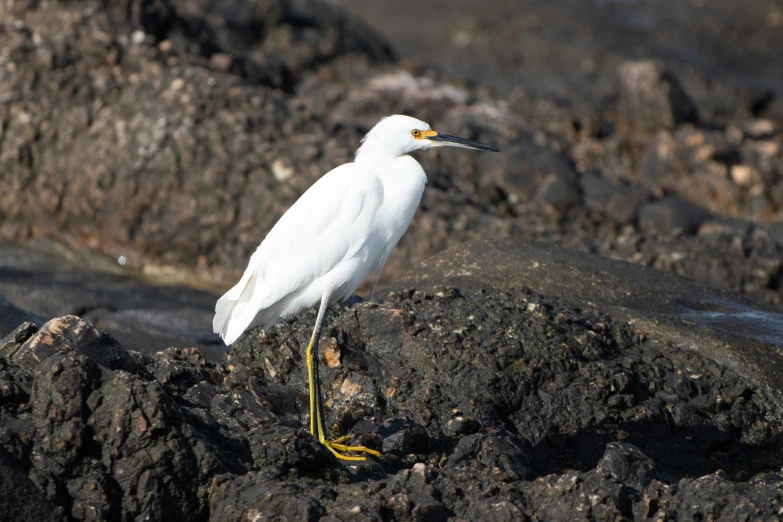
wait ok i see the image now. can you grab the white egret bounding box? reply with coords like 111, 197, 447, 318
213, 114, 499, 460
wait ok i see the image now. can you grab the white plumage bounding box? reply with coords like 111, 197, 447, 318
212, 114, 498, 460
213, 158, 416, 344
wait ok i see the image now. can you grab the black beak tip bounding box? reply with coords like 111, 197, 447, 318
432, 133, 501, 152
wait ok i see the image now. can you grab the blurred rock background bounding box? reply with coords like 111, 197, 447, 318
2, 0, 783, 307
2, 0, 783, 520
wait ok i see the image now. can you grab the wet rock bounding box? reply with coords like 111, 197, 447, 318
149, 346, 223, 395
210, 390, 279, 429
335, 0, 783, 119
85, 308, 226, 362
87, 372, 224, 520
638, 196, 712, 235
617, 59, 699, 133
1, 0, 781, 310
0, 244, 224, 359
1, 0, 783, 518
697, 216, 752, 236
628, 226, 783, 306
0, 365, 29, 408
0, 0, 393, 285
488, 138, 581, 211
748, 471, 783, 488
30, 352, 103, 477
375, 464, 449, 522
207, 474, 329, 522
631, 126, 780, 220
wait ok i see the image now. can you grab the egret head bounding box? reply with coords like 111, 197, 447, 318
355, 114, 499, 162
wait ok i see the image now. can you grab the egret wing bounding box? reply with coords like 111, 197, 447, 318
214, 163, 383, 343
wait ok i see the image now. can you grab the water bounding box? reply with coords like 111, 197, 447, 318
680, 298, 783, 348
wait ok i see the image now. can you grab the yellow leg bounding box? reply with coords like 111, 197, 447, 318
306, 329, 317, 436
306, 300, 381, 461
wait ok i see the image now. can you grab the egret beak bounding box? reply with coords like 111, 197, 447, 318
429, 132, 500, 152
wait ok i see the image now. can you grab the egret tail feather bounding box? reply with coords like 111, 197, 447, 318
213, 272, 259, 345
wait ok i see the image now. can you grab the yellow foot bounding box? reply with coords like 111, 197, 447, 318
322, 435, 382, 461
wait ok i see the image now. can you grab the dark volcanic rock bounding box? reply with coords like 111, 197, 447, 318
638, 196, 712, 235
402, 239, 783, 408
11, 316, 136, 373
448, 432, 531, 481
614, 226, 783, 307
596, 442, 665, 492
640, 471, 783, 521
0, 446, 60, 521
3, 236, 783, 519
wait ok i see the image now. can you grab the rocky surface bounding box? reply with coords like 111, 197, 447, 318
3, 241, 783, 520
2, 0, 783, 520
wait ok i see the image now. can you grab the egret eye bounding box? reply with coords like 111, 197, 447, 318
411, 129, 420, 137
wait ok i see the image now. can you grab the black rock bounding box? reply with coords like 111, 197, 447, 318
747, 471, 783, 488
402, 239, 783, 424
638, 196, 712, 235
0, 446, 60, 522
536, 171, 583, 213
494, 141, 581, 209
639, 471, 783, 520
596, 442, 666, 492
448, 433, 532, 481
446, 416, 482, 436
526, 469, 632, 520
0, 322, 39, 359
377, 416, 430, 455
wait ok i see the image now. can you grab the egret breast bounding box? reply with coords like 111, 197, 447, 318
375, 155, 427, 248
